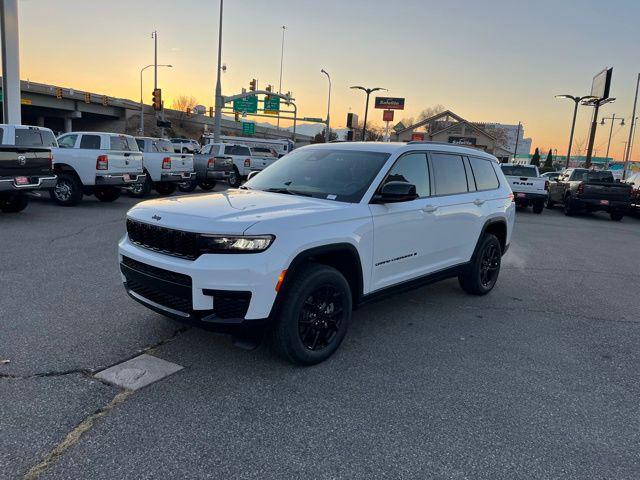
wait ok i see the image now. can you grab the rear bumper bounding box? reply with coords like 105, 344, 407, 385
513, 192, 547, 204
206, 169, 231, 180
96, 173, 146, 186
573, 197, 630, 211
160, 172, 196, 183
0, 175, 57, 192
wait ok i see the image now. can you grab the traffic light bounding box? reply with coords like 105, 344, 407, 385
152, 88, 162, 111
101, 95, 109, 106
209, 106, 213, 117
83, 92, 91, 104
249, 79, 257, 91
266, 85, 272, 93
55, 87, 63, 99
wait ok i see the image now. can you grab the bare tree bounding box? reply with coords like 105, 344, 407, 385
171, 96, 198, 127
399, 105, 446, 131
573, 138, 586, 156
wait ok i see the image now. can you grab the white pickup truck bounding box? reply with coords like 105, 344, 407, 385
52, 132, 145, 206
130, 137, 196, 197
499, 164, 548, 214
206, 142, 277, 179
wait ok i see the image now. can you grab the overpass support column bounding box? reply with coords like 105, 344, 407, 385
1, 0, 22, 124
37, 116, 45, 127
64, 117, 72, 133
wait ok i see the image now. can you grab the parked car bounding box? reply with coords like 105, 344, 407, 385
541, 171, 561, 181
547, 168, 632, 220
119, 142, 515, 365
0, 124, 57, 213
170, 138, 199, 154
130, 137, 195, 197
623, 172, 640, 212
52, 132, 145, 206
500, 164, 548, 213
179, 142, 237, 192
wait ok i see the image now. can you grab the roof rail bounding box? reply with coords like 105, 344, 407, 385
407, 140, 467, 146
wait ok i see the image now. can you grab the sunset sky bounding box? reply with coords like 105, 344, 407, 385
14, 0, 640, 160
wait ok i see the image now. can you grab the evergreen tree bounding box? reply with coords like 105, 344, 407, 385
531, 147, 541, 166
544, 149, 553, 169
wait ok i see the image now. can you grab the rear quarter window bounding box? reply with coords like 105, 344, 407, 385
430, 153, 469, 195
80, 135, 101, 149
469, 157, 500, 190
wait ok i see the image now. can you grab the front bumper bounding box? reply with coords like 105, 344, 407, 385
0, 175, 57, 192
118, 236, 281, 329
96, 173, 146, 186
160, 172, 196, 183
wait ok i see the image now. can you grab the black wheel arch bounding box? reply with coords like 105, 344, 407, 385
472, 218, 508, 259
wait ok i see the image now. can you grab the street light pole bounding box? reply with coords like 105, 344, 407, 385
600, 113, 625, 168
277, 25, 286, 131
555, 94, 596, 168
351, 85, 387, 141
513, 121, 521, 161
623, 73, 640, 179
213, 0, 224, 143
321, 69, 331, 143
140, 63, 172, 135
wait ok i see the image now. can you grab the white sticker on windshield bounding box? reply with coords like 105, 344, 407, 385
326, 194, 337, 200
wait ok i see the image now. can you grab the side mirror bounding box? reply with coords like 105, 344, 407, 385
247, 170, 260, 181
374, 181, 418, 203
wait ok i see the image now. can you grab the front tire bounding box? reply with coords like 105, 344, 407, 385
272, 264, 352, 366
0, 193, 29, 213
50, 173, 83, 206
458, 234, 501, 296
178, 179, 198, 192
94, 186, 121, 202
228, 167, 241, 188
198, 180, 216, 191
154, 182, 177, 196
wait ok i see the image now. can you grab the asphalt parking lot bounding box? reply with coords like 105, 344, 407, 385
2, 189, 640, 479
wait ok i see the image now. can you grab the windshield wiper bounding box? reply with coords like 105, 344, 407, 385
263, 187, 312, 197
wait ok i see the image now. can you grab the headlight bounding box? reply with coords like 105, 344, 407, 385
199, 234, 275, 254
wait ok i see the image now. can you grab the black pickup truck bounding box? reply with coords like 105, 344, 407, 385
0, 146, 56, 213
547, 168, 632, 221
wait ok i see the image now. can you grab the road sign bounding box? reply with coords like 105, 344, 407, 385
242, 122, 255, 135
263, 96, 280, 115
20, 98, 32, 105
303, 117, 324, 123
393, 121, 405, 132
347, 113, 359, 129
233, 95, 258, 114
374, 97, 405, 110
411, 132, 425, 141
383, 110, 394, 122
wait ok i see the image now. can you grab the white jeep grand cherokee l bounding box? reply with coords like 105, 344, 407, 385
119, 142, 515, 365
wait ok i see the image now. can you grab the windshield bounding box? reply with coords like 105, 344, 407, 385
500, 165, 538, 177
244, 148, 390, 203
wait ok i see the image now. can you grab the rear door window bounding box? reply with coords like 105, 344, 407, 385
80, 135, 102, 149
135, 139, 146, 151
57, 134, 77, 148
430, 153, 469, 196
470, 157, 500, 190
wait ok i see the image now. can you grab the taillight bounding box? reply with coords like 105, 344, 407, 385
244, 158, 251, 167
96, 155, 108, 170
207, 158, 215, 168
162, 157, 172, 170
508, 193, 514, 201
577, 182, 584, 194
544, 180, 549, 191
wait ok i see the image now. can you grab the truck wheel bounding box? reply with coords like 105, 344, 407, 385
154, 182, 177, 196
546, 197, 555, 209
563, 196, 575, 216
198, 180, 216, 191
458, 234, 501, 296
0, 193, 29, 213
532, 202, 544, 214
228, 167, 241, 188
610, 211, 624, 221
129, 175, 152, 198
50, 173, 83, 206
272, 263, 352, 366
178, 179, 198, 193
94, 186, 121, 202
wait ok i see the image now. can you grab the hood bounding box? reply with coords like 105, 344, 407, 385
126, 189, 348, 235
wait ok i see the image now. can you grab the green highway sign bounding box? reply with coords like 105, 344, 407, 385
393, 121, 405, 133
303, 117, 324, 122
233, 95, 258, 114
263, 96, 280, 114
241, 121, 255, 135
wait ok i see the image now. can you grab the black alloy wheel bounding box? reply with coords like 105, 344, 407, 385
479, 242, 501, 289
298, 285, 345, 351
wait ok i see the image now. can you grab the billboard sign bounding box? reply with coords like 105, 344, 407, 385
382, 110, 394, 122
347, 112, 359, 129
448, 136, 477, 146
411, 132, 425, 141
591, 68, 613, 100
374, 97, 405, 110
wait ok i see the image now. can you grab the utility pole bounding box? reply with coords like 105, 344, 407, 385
555, 95, 597, 168
623, 73, 639, 179
513, 121, 521, 161
277, 25, 286, 131
213, 0, 224, 142
321, 69, 331, 143
351, 86, 386, 141
1, 0, 21, 124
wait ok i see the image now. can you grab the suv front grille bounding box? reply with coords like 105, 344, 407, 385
126, 219, 199, 260
121, 256, 192, 287
127, 279, 192, 313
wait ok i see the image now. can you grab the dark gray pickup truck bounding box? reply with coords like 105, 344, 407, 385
547, 168, 632, 221
0, 145, 56, 213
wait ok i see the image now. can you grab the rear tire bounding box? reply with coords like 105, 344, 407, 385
178, 179, 198, 192
182, 148, 189, 154
50, 173, 83, 206
129, 174, 152, 198
546, 197, 555, 209
563, 196, 575, 216
610, 211, 624, 221
532, 202, 544, 214
94, 186, 121, 202
228, 167, 241, 188
458, 234, 501, 296
154, 182, 177, 196
0, 193, 29, 213
198, 180, 216, 191
272, 263, 352, 366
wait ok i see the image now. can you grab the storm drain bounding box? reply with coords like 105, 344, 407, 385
94, 354, 183, 391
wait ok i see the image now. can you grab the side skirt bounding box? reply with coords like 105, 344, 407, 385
357, 262, 470, 308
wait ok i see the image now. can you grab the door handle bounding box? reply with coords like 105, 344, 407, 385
422, 205, 438, 213
473, 199, 485, 206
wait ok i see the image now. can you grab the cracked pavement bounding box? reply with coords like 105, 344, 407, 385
1, 189, 640, 479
